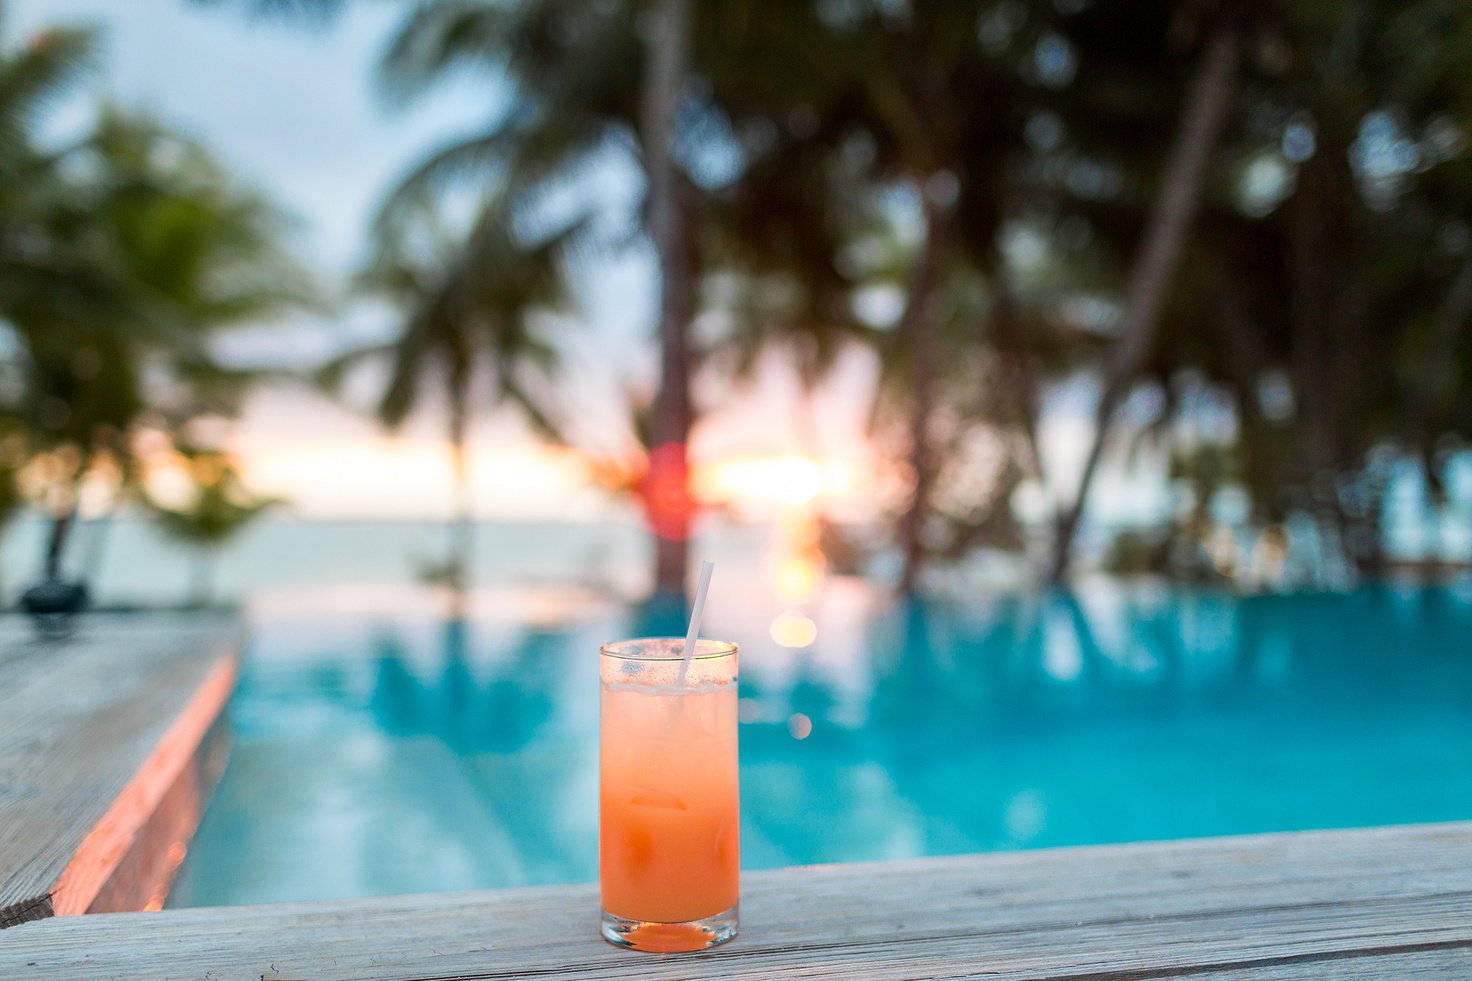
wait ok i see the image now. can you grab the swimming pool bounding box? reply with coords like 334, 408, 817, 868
168, 581, 1472, 907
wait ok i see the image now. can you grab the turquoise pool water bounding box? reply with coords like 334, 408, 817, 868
169, 582, 1472, 907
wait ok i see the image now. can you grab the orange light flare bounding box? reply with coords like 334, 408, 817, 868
766, 510, 827, 604
768, 520, 823, 646
774, 550, 826, 604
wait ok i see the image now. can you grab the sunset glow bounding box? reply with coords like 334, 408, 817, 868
695, 454, 860, 511
228, 436, 594, 519
223, 432, 869, 521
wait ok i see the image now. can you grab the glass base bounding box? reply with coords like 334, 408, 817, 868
600, 904, 738, 952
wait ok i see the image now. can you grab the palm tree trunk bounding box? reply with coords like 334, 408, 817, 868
896, 200, 947, 595
44, 510, 73, 581
1410, 252, 1472, 497
989, 269, 1044, 483
1047, 22, 1241, 583
447, 438, 473, 599
641, 0, 696, 598
1205, 260, 1279, 525
1286, 120, 1364, 581
790, 340, 824, 462
43, 469, 87, 581
192, 549, 217, 607
448, 403, 473, 596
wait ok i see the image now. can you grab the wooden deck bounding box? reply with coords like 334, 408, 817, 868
0, 614, 242, 927
2, 821, 1468, 978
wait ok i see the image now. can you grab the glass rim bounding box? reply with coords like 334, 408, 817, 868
599, 637, 738, 662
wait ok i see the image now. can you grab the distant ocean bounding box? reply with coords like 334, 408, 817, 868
0, 513, 778, 611
3, 488, 1468, 613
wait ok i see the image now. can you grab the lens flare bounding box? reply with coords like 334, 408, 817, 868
770, 611, 818, 648
774, 553, 825, 603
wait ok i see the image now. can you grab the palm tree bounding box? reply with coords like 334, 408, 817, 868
1046, 6, 1244, 581
0, 16, 110, 572
1199, 0, 1472, 578
1035, 0, 1472, 582
255, 0, 706, 596
373, 0, 726, 596
144, 446, 279, 606
640, 0, 697, 596
3, 99, 309, 585
687, 2, 1050, 591
325, 190, 583, 589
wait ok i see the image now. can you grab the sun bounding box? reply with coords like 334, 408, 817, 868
694, 454, 858, 512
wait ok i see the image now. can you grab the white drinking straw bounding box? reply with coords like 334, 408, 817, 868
676, 560, 715, 686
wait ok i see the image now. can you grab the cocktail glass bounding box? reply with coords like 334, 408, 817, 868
599, 638, 739, 952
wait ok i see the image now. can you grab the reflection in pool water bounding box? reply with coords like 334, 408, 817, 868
170, 582, 1472, 907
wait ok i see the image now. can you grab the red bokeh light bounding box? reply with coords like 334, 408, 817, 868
638, 442, 694, 541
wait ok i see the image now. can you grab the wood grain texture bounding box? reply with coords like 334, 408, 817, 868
0, 615, 242, 928
2, 822, 1468, 979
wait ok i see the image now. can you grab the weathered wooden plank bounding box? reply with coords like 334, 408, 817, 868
1, 822, 1468, 979
1170, 949, 1472, 979
0, 615, 242, 927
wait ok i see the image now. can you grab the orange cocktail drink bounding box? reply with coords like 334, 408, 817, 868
599, 638, 739, 952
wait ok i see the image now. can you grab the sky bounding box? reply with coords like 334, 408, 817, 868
9, 0, 1124, 524
14, 0, 477, 282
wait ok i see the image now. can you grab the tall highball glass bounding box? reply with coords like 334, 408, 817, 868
599, 638, 739, 952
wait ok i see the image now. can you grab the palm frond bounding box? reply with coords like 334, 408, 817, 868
0, 25, 93, 173
371, 126, 522, 237
377, 0, 512, 108
311, 341, 398, 395
185, 0, 348, 27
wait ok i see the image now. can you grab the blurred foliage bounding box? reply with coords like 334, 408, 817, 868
324, 190, 582, 450
180, 0, 1472, 590
0, 9, 312, 585
144, 445, 280, 604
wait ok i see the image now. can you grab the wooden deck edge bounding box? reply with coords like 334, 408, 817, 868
47, 650, 239, 919
0, 892, 53, 929
88, 715, 232, 914
1, 820, 1468, 980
